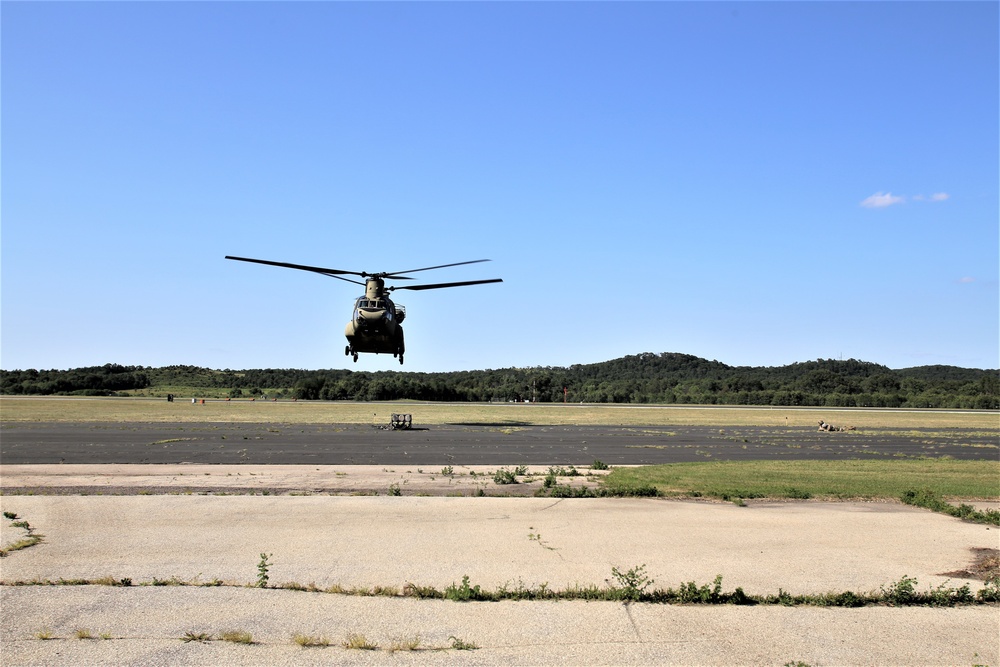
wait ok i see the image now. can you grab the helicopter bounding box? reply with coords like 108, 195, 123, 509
225, 256, 502, 365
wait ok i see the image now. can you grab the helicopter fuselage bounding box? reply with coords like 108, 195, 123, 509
344, 277, 406, 362
344, 294, 405, 360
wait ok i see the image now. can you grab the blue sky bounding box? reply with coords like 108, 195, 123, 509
2, 2, 997, 373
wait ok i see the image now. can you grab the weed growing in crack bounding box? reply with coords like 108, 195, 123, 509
256, 552, 272, 588
292, 633, 330, 647
449, 635, 479, 650
218, 630, 254, 645
342, 633, 378, 650
901, 489, 1000, 526
677, 575, 725, 603
402, 582, 441, 598
880, 575, 918, 606
611, 564, 654, 601
1, 512, 44, 557
389, 635, 422, 652
445, 575, 483, 601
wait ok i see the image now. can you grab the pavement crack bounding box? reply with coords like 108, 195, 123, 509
537, 498, 564, 512
623, 602, 643, 642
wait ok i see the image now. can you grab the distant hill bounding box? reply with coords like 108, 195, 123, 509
895, 365, 996, 383
1, 354, 997, 409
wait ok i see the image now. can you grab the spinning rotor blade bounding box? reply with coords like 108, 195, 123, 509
225, 256, 500, 290
394, 278, 503, 291
384, 259, 492, 278
225, 256, 366, 284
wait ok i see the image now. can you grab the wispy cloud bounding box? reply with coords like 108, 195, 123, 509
959, 276, 976, 284
861, 191, 950, 208
913, 192, 951, 202
860, 192, 904, 208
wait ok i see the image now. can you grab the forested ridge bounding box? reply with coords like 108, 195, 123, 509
2, 353, 997, 409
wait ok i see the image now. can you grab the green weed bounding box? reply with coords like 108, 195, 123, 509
449, 635, 480, 650
256, 552, 272, 588
611, 564, 654, 601
493, 468, 518, 485
901, 488, 1000, 526
445, 574, 484, 601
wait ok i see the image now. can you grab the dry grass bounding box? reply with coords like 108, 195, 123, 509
388, 636, 422, 652
292, 633, 331, 647
218, 629, 253, 645
2, 396, 995, 429
342, 633, 378, 650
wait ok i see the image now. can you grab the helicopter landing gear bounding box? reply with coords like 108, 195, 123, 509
345, 345, 358, 363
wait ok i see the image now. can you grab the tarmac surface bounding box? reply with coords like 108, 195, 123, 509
1, 420, 998, 665
1, 421, 996, 466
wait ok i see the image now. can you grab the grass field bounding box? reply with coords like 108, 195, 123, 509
2, 396, 997, 428
605, 459, 999, 500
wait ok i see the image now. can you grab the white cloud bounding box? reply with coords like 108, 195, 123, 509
959, 276, 976, 284
860, 192, 905, 208
862, 191, 950, 207
912, 192, 951, 202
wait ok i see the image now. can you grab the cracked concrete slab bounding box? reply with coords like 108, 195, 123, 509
1, 491, 997, 666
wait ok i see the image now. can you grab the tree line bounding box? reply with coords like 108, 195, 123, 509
1, 354, 997, 409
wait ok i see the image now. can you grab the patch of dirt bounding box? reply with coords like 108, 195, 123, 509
940, 547, 1000, 581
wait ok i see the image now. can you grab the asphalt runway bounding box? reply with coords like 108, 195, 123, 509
1, 421, 995, 465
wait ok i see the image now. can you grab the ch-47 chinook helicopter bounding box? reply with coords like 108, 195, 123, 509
225, 256, 502, 365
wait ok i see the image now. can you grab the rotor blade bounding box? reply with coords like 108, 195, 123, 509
394, 278, 503, 291
384, 259, 492, 278
225, 256, 362, 278
327, 274, 367, 287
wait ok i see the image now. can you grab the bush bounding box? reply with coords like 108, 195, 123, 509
492, 468, 518, 485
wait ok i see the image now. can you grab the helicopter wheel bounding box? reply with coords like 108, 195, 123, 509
352, 353, 359, 362
398, 354, 404, 365
345, 346, 351, 356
